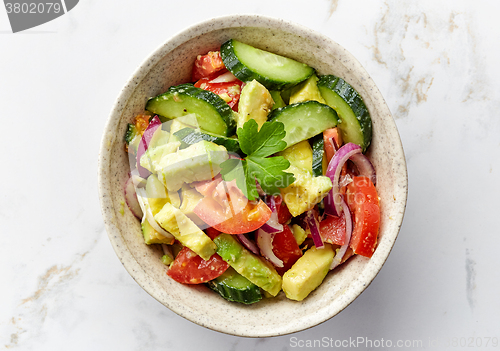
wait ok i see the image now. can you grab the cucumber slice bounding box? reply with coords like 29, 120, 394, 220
124, 123, 141, 154
124, 123, 137, 144
221, 39, 314, 91
310, 134, 325, 177
207, 267, 262, 304
173, 127, 242, 155
268, 101, 339, 147
146, 84, 236, 137
317, 75, 372, 151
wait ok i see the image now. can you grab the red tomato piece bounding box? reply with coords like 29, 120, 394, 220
193, 174, 222, 197
320, 212, 347, 246
192, 51, 225, 81
323, 127, 343, 164
273, 196, 292, 224
324, 127, 348, 194
204, 227, 221, 240
194, 73, 243, 111
272, 225, 302, 275
167, 247, 229, 284
194, 181, 272, 234
346, 176, 380, 258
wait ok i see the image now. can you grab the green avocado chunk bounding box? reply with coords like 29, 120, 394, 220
141, 218, 174, 245
155, 202, 216, 260
214, 234, 282, 296
144, 140, 228, 192
282, 244, 334, 301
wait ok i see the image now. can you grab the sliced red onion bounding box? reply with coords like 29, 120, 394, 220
209, 71, 238, 83
324, 143, 363, 216
237, 234, 259, 255
256, 229, 283, 267
136, 188, 175, 242
131, 173, 147, 188
339, 173, 353, 188
161, 244, 174, 260
261, 196, 283, 233
136, 115, 162, 178
330, 197, 353, 270
305, 209, 324, 249
124, 175, 142, 219
349, 153, 377, 186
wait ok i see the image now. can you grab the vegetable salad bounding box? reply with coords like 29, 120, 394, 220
123, 39, 380, 303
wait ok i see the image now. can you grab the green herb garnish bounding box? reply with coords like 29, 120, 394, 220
220, 119, 295, 200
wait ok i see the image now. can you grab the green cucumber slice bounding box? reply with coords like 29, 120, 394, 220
268, 101, 339, 147
173, 127, 241, 155
221, 39, 314, 91
207, 267, 262, 304
124, 123, 137, 144
146, 84, 236, 137
124, 123, 141, 154
310, 134, 325, 177
317, 75, 372, 151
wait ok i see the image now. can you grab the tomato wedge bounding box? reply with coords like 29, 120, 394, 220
191, 51, 225, 81
194, 71, 243, 111
274, 196, 292, 224
323, 127, 343, 164
320, 212, 347, 246
167, 247, 229, 284
271, 225, 302, 275
194, 180, 272, 234
195, 197, 271, 234
346, 176, 380, 258
204, 227, 221, 240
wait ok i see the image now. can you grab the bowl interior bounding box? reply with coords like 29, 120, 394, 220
98, 15, 407, 337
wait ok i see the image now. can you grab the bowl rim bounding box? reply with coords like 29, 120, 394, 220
98, 14, 408, 337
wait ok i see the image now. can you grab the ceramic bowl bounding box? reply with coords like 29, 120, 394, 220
98, 14, 407, 337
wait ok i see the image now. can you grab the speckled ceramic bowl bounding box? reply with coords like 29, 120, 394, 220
98, 14, 407, 337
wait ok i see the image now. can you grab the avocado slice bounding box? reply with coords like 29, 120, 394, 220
282, 244, 334, 301
155, 203, 216, 260
148, 140, 229, 192
277, 140, 313, 174
141, 218, 174, 245
236, 79, 274, 130
289, 74, 326, 104
279, 165, 332, 217
214, 234, 282, 296
179, 184, 204, 226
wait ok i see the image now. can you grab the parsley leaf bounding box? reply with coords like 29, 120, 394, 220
220, 119, 296, 200
238, 118, 288, 157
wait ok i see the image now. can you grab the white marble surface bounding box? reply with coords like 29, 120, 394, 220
1, 0, 499, 350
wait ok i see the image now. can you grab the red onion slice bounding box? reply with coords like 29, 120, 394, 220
209, 71, 238, 83
261, 196, 283, 234
305, 209, 324, 249
161, 244, 174, 261
324, 143, 362, 216
124, 175, 143, 219
330, 197, 353, 270
136, 116, 162, 178
256, 229, 284, 267
237, 234, 259, 255
131, 173, 147, 188
135, 188, 175, 242
349, 153, 377, 186
324, 143, 377, 216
